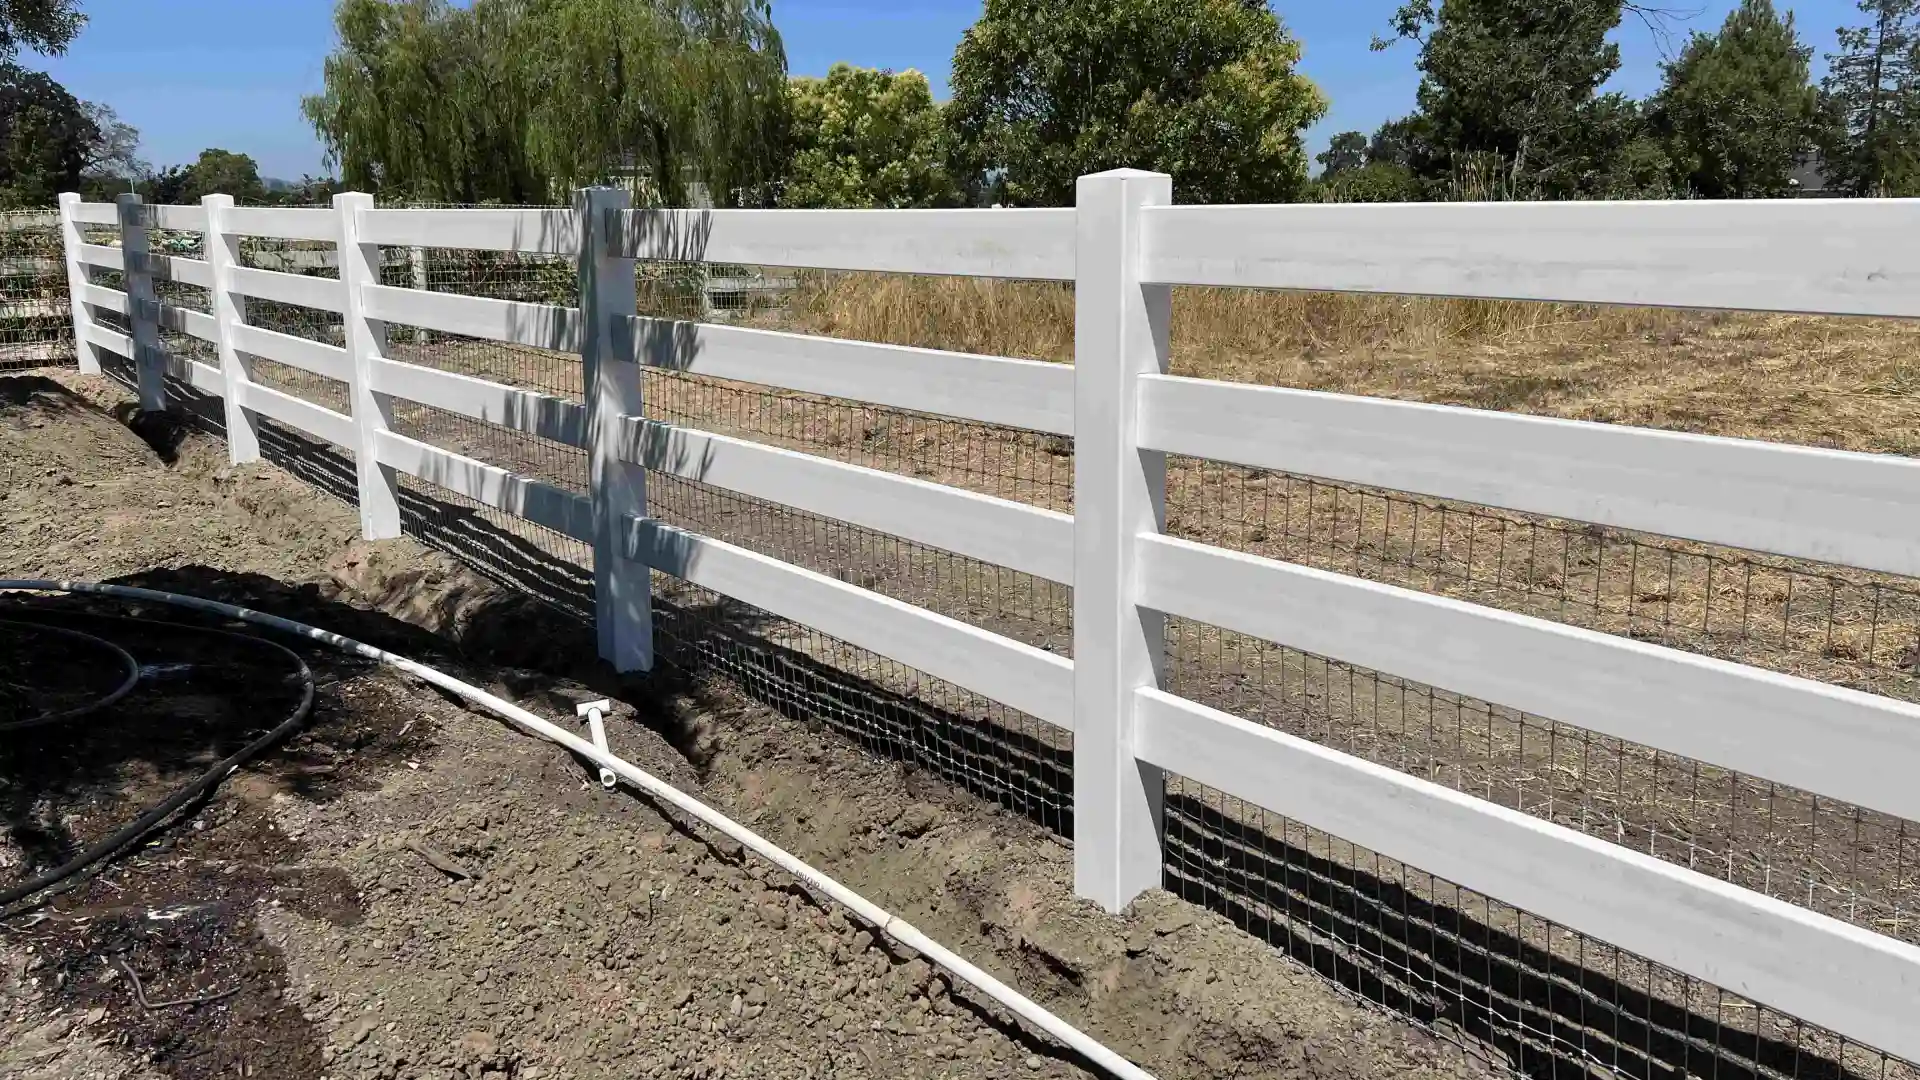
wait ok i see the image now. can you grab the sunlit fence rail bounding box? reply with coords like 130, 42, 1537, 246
52, 184, 1920, 1080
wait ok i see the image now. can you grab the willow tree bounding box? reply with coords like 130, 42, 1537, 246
302, 0, 788, 205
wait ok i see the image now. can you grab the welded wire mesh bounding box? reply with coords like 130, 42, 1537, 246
1153, 376, 1920, 1080
229, 230, 348, 415
0, 211, 71, 372
147, 214, 213, 387
373, 236, 592, 573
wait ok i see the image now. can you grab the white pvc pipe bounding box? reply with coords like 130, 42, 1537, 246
0, 579, 1157, 1080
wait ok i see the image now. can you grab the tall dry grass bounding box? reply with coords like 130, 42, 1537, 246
756, 271, 1920, 456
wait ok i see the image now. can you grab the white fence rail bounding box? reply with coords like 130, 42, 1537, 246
54, 181, 1920, 1066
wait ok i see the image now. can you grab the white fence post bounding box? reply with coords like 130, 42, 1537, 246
335, 191, 402, 539
577, 185, 652, 672
1072, 168, 1173, 912
116, 192, 164, 411
202, 194, 259, 464
57, 193, 101, 375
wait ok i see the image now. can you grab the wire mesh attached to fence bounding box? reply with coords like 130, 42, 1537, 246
0, 211, 73, 374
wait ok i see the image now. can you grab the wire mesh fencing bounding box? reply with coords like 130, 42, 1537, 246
0, 211, 72, 373
1150, 336, 1920, 1080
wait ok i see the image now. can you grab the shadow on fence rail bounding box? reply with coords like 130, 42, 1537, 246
97, 353, 1883, 1080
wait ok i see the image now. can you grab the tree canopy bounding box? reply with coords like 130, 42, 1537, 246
0, 0, 83, 61
184, 148, 267, 203
1380, 0, 1658, 197
1316, 131, 1367, 176
780, 64, 959, 208
0, 62, 94, 208
945, 0, 1326, 206
302, 0, 788, 205
1649, 0, 1820, 197
1821, 0, 1920, 195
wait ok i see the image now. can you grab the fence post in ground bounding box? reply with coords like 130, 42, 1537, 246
57, 193, 101, 375
1072, 168, 1173, 913
202, 194, 258, 464
335, 191, 401, 540
577, 185, 652, 672
116, 192, 164, 411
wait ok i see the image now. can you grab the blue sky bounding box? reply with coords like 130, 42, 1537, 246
22, 0, 1869, 181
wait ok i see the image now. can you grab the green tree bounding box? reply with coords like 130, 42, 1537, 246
0, 63, 95, 207
1820, 0, 1920, 195
182, 148, 267, 203
1316, 131, 1367, 176
0, 0, 84, 60
1365, 115, 1427, 169
302, 0, 539, 202
780, 64, 959, 208
1380, 0, 1639, 196
302, 0, 788, 205
1311, 161, 1424, 202
1650, 0, 1820, 197
946, 0, 1327, 206
142, 164, 191, 206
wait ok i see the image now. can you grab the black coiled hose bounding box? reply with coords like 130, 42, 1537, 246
0, 611, 317, 913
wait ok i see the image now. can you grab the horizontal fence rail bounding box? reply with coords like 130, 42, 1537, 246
1135, 532, 1920, 824
1137, 372, 1920, 577
618, 418, 1076, 585
626, 317, 1075, 435
154, 255, 211, 290
230, 324, 350, 381
611, 207, 1078, 280
623, 518, 1076, 728
362, 283, 582, 353
375, 429, 593, 542
228, 265, 345, 312
368, 357, 586, 447
1141, 199, 1920, 316
53, 181, 1920, 1078
355, 206, 581, 254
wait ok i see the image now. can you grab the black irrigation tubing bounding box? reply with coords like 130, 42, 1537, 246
0, 610, 317, 913
0, 618, 140, 732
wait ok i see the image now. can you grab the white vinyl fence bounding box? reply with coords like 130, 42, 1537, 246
55, 180, 1920, 1065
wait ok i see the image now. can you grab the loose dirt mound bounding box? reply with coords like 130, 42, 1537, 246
1, 370, 1490, 1080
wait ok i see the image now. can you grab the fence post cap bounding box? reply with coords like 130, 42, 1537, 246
1078, 167, 1170, 183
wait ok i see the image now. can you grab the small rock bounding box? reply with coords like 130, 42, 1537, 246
1026, 1055, 1045, 1070
890, 803, 940, 838
1152, 906, 1195, 936
728, 994, 744, 1018
758, 904, 787, 929
744, 985, 766, 1007
340, 1018, 377, 1046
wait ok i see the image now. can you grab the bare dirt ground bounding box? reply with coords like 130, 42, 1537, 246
1, 368, 1489, 1080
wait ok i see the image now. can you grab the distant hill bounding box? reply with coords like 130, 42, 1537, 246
262, 177, 297, 193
